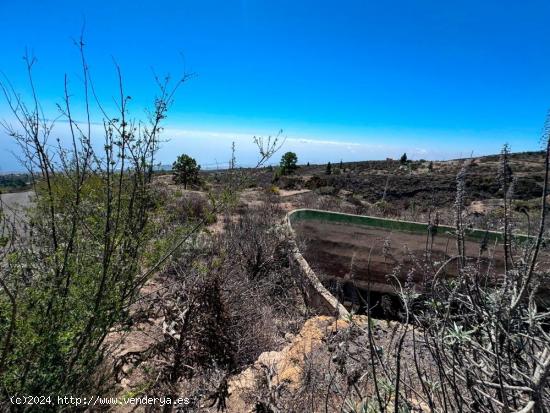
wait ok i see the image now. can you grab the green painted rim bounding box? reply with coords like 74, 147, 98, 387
288, 209, 534, 243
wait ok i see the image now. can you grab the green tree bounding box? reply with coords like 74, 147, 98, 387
280, 151, 298, 175
173, 154, 201, 189
326, 161, 332, 175
400, 153, 408, 165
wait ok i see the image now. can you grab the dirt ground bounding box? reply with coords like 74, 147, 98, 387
0, 190, 32, 213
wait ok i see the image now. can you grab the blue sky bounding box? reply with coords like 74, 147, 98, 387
1, 0, 550, 171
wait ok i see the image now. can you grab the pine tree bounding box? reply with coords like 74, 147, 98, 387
173, 154, 201, 189
280, 152, 298, 175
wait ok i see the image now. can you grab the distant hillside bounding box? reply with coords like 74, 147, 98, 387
0, 173, 31, 193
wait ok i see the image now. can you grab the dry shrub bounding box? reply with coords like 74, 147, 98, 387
127, 201, 305, 410
169, 191, 215, 225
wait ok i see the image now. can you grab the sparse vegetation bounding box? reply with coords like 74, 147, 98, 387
0, 29, 548, 413
0, 174, 30, 193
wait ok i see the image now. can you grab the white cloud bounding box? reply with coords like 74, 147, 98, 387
1, 118, 520, 171
157, 126, 452, 167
